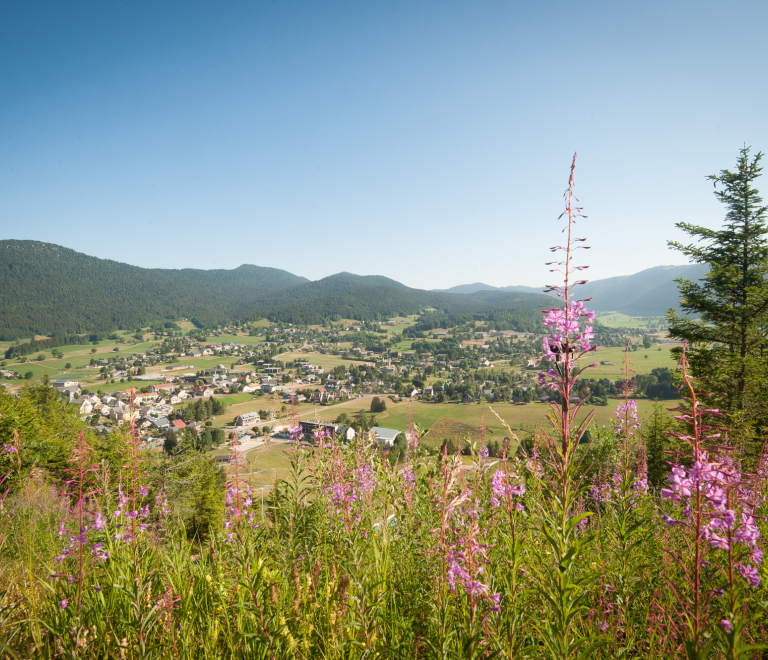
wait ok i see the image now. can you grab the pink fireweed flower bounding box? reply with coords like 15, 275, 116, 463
613, 400, 639, 438
93, 512, 106, 531
400, 466, 415, 488
738, 563, 761, 588
490, 470, 525, 509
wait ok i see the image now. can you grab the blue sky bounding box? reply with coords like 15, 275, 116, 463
1, 0, 767, 289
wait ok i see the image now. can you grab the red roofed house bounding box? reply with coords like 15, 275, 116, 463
171, 419, 186, 431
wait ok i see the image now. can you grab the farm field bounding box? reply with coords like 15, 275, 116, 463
207, 333, 265, 346
277, 350, 354, 371
572, 343, 678, 380
595, 312, 667, 330
0, 338, 163, 384
312, 397, 671, 444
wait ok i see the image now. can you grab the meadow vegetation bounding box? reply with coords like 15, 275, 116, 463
1, 152, 767, 659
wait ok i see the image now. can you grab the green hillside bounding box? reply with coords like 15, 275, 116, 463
0, 241, 553, 340
0, 240, 309, 339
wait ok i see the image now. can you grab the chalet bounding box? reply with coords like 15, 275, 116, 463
52, 379, 79, 388
369, 427, 402, 448
149, 417, 170, 430
234, 412, 261, 427
57, 386, 81, 400
150, 383, 175, 393
134, 392, 158, 405
170, 419, 186, 431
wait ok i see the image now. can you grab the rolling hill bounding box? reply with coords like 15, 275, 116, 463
0, 240, 308, 339
0, 241, 553, 340
435, 264, 709, 316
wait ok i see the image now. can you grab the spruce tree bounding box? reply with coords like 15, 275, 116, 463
667, 146, 768, 454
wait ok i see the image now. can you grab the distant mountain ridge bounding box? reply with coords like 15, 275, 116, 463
434, 264, 709, 316
0, 241, 552, 340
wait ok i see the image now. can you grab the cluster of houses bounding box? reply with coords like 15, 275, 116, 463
295, 421, 402, 448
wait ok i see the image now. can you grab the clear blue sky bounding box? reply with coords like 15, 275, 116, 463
2, 1, 767, 289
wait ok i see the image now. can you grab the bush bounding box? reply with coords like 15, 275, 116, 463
64, 363, 72, 369
24, 371, 33, 379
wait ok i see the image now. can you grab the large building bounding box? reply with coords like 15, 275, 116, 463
369, 427, 402, 448
235, 412, 261, 426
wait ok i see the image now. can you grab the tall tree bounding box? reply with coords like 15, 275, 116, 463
667, 146, 768, 450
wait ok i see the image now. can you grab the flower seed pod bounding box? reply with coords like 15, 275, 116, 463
336, 574, 350, 617
311, 560, 321, 593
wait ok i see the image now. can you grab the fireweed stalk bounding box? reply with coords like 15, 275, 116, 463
660, 343, 767, 658
486, 409, 529, 656
529, 153, 606, 660
593, 341, 654, 652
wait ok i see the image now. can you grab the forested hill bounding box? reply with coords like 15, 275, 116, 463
0, 241, 554, 340
435, 264, 710, 316
0, 241, 308, 339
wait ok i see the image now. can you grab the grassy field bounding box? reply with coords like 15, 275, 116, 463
208, 333, 265, 346
313, 397, 670, 442
225, 392, 674, 488
575, 344, 679, 380
595, 312, 667, 330
277, 351, 354, 371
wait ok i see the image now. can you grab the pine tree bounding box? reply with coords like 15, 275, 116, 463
667, 146, 768, 453
643, 403, 670, 488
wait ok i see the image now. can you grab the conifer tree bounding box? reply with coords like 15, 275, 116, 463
667, 146, 768, 453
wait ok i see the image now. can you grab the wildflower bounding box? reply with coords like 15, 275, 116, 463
720, 620, 732, 633
60, 599, 69, 609
94, 512, 106, 531
738, 563, 761, 588
490, 469, 525, 509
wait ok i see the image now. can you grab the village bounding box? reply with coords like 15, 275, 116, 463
0, 312, 677, 466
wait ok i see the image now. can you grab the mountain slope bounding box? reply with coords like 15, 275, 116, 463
0, 241, 554, 340
439, 264, 709, 316
0, 240, 309, 339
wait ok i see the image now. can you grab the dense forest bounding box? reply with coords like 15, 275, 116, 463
0, 241, 554, 339
0, 241, 308, 339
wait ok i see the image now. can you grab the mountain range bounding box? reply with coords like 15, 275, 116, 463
0, 241, 552, 340
434, 264, 708, 316
0, 240, 704, 341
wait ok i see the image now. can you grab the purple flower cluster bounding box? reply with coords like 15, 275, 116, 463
288, 424, 304, 443
445, 529, 500, 611
490, 470, 525, 510
613, 400, 640, 438
56, 512, 109, 564
661, 453, 762, 587
542, 301, 595, 360
112, 486, 151, 543
400, 466, 415, 488
223, 483, 258, 541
